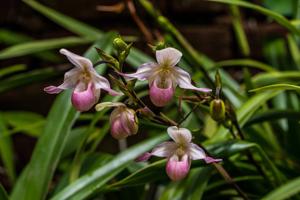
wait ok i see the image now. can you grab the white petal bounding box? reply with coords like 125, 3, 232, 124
60, 49, 93, 70
156, 47, 182, 67
62, 68, 81, 88
43, 68, 80, 94
188, 143, 206, 160
151, 141, 177, 158
92, 74, 122, 96
174, 67, 212, 92
167, 126, 192, 144
95, 102, 125, 112
120, 62, 157, 81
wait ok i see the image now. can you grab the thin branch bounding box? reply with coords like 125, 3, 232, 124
96, 2, 125, 13
124, 0, 154, 43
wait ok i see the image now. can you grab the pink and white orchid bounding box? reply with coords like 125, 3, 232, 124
121, 47, 212, 106
95, 102, 138, 139
137, 126, 221, 181
44, 49, 122, 112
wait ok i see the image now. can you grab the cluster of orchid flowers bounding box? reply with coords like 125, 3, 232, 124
44, 45, 221, 181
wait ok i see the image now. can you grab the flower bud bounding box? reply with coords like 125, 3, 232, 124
210, 99, 226, 122
149, 41, 166, 51
149, 80, 174, 107
166, 154, 190, 181
71, 83, 99, 112
113, 37, 128, 53
110, 106, 138, 139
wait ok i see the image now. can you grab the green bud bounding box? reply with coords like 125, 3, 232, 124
113, 37, 128, 53
210, 99, 226, 122
95, 47, 119, 69
149, 41, 166, 51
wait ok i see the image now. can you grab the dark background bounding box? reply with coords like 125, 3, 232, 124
0, 0, 287, 111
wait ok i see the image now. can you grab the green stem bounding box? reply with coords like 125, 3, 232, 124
230, 5, 250, 57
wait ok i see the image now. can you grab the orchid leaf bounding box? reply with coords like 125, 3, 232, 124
50, 133, 169, 200
209, 0, 300, 35
10, 37, 114, 200
0, 113, 15, 183
0, 184, 8, 200
250, 84, 300, 93
262, 176, 300, 200
0, 37, 91, 60
214, 59, 276, 72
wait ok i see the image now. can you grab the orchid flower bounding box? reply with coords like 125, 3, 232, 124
95, 102, 138, 139
44, 49, 122, 111
137, 126, 221, 181
121, 47, 212, 106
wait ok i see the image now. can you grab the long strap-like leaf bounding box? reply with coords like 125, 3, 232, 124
10, 33, 116, 200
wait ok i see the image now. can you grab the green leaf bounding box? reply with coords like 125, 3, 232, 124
209, 0, 300, 35
23, 0, 102, 39
252, 71, 300, 87
10, 91, 79, 200
0, 64, 26, 78
206, 176, 263, 191
207, 140, 284, 185
214, 59, 276, 72
160, 167, 213, 200
262, 176, 300, 200
287, 34, 300, 70
3, 111, 45, 137
0, 37, 91, 60
245, 109, 300, 127
10, 38, 110, 200
108, 160, 167, 189
0, 184, 8, 200
263, 0, 294, 16
50, 133, 169, 200
53, 153, 113, 195
60, 127, 88, 158
0, 28, 32, 44
230, 5, 250, 56
0, 113, 15, 183
0, 29, 60, 61
250, 84, 300, 93
0, 67, 58, 93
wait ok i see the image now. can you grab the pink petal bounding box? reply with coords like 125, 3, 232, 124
135, 152, 152, 162
151, 141, 177, 158
156, 48, 182, 67
149, 78, 175, 107
120, 62, 157, 81
60, 49, 93, 70
166, 154, 190, 181
167, 126, 192, 144
44, 86, 64, 94
174, 67, 212, 93
204, 156, 222, 164
71, 82, 99, 112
